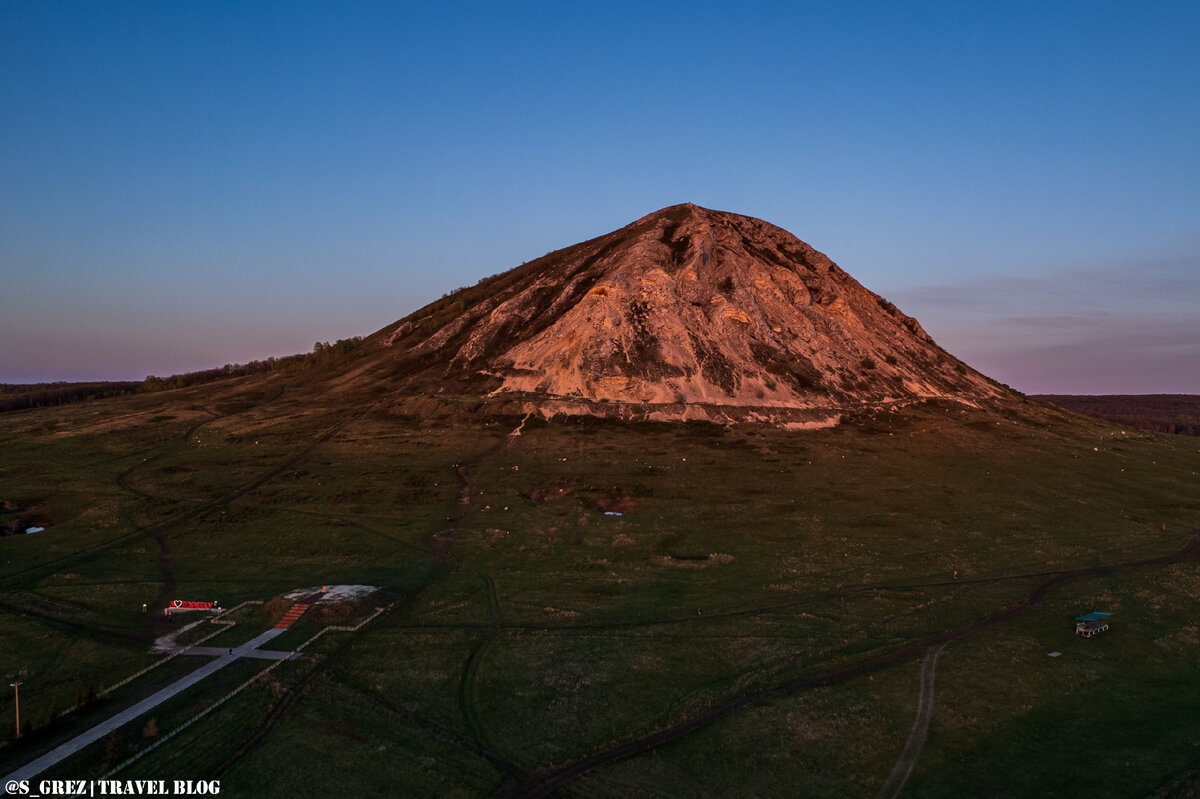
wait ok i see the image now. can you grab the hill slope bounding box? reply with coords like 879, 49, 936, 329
372, 204, 1009, 424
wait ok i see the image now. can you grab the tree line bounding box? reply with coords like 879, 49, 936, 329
0, 381, 141, 412
1, 336, 364, 412
138, 336, 365, 392
1039, 394, 1200, 438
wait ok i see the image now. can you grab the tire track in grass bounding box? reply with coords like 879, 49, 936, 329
458, 635, 495, 746
0, 409, 368, 594
438, 420, 525, 756
1, 406, 373, 677
491, 531, 1200, 798
115, 409, 220, 611
114, 408, 220, 502
205, 654, 326, 779
877, 642, 947, 799
458, 567, 504, 747
205, 580, 531, 787
333, 670, 533, 785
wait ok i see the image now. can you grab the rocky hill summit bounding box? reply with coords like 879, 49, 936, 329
375, 203, 1009, 426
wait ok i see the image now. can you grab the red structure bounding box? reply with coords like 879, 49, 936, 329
275, 603, 311, 629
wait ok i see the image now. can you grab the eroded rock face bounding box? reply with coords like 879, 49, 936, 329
378, 203, 1008, 423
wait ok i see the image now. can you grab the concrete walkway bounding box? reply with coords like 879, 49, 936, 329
3, 628, 291, 784
181, 645, 295, 661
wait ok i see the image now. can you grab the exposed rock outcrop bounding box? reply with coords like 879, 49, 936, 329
375, 203, 1009, 424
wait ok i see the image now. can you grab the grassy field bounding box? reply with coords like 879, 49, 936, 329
3, 372, 1200, 796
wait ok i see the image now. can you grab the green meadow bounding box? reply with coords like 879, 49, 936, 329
2, 373, 1200, 797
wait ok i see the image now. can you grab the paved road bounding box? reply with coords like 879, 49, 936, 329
3, 628, 288, 784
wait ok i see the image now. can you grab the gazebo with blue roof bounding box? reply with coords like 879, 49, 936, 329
1075, 611, 1112, 637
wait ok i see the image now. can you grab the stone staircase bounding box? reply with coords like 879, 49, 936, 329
275, 602, 311, 629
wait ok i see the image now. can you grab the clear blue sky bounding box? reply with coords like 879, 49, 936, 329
3, 1, 1198, 393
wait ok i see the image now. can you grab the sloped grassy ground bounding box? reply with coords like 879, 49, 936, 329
2, 379, 1200, 797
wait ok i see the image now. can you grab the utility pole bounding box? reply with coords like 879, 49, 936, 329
9, 681, 21, 738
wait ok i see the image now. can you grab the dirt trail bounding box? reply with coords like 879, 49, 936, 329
115, 409, 220, 611
877, 642, 947, 799
114, 409, 220, 501
145, 410, 363, 612
491, 531, 1200, 798
432, 416, 528, 559
2, 409, 366, 593
424, 417, 534, 770
442, 420, 527, 756
0, 407, 371, 658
